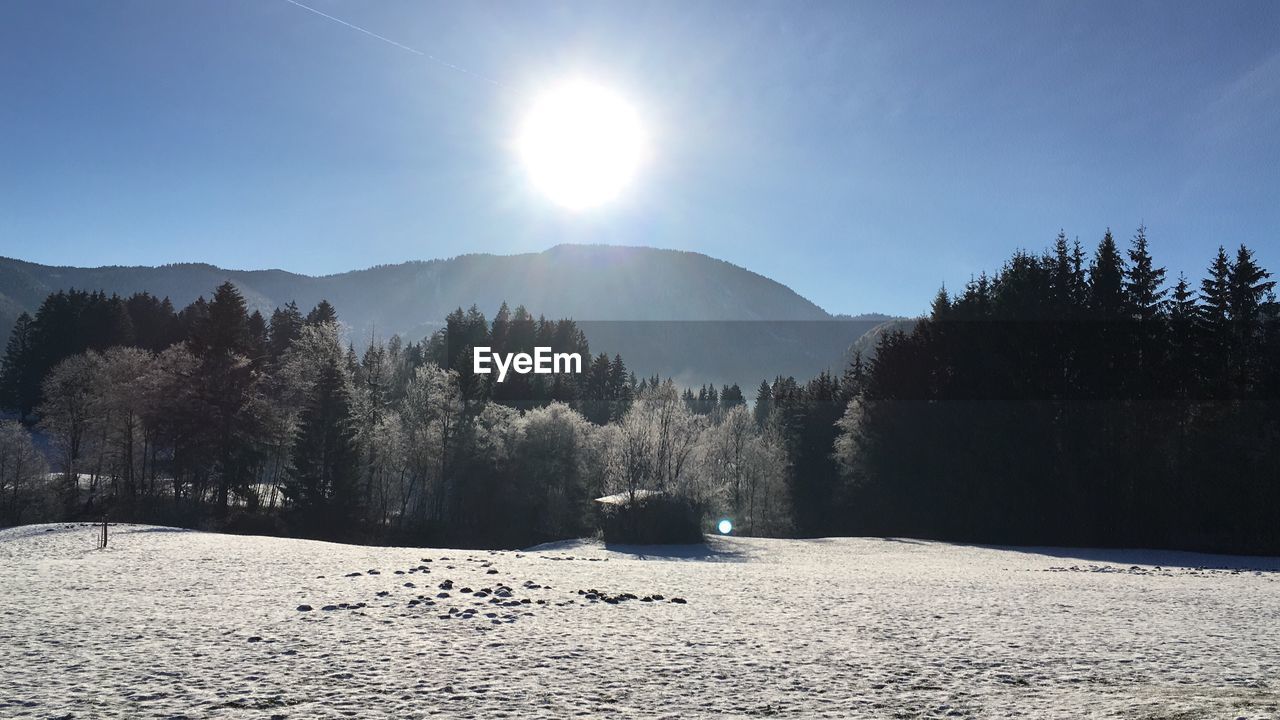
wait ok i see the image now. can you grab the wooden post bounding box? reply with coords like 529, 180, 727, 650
99, 517, 108, 549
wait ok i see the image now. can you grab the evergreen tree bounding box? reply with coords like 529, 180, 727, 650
247, 310, 268, 361
125, 292, 182, 351
490, 302, 511, 355
286, 354, 360, 532
0, 314, 38, 417
305, 300, 338, 326
192, 282, 252, 357
1227, 245, 1274, 327
607, 354, 631, 418
1167, 273, 1198, 323
720, 383, 745, 409
1227, 245, 1275, 392
268, 302, 304, 360
1124, 224, 1166, 321
1049, 230, 1078, 313
191, 282, 258, 512
841, 352, 867, 400
930, 286, 951, 319
1200, 246, 1232, 330
753, 380, 772, 427
1089, 229, 1128, 317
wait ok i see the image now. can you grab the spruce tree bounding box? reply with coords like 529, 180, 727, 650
287, 353, 360, 532
1089, 229, 1128, 317
1227, 245, 1275, 392
721, 383, 745, 409
0, 314, 37, 417
1124, 225, 1166, 322
247, 310, 268, 361
930, 286, 951, 320
842, 352, 867, 400
268, 302, 304, 360
490, 302, 511, 355
305, 300, 338, 326
1227, 245, 1274, 328
1200, 246, 1232, 330
753, 380, 772, 427
193, 282, 251, 357
1168, 273, 1198, 323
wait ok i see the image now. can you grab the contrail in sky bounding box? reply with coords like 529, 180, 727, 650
281, 0, 504, 87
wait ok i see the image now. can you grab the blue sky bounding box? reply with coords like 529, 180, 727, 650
1, 0, 1277, 316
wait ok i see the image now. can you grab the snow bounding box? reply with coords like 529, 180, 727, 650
592, 489, 664, 506
3, 524, 1279, 719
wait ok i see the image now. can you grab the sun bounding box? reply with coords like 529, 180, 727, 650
518, 80, 646, 210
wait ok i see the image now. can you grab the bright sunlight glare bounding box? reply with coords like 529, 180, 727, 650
518, 80, 646, 210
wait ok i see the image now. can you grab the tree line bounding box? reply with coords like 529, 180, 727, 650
0, 283, 783, 545
3, 227, 1277, 554
835, 228, 1280, 554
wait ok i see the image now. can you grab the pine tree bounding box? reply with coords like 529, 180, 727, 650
193, 282, 251, 358
0, 314, 37, 417
930, 286, 951, 320
1227, 245, 1275, 327
1089, 229, 1128, 317
490, 302, 511, 355
1049, 230, 1077, 313
1168, 273, 1198, 323
1227, 245, 1276, 392
842, 352, 867, 400
753, 380, 772, 427
286, 354, 360, 531
1124, 224, 1166, 322
1200, 246, 1232, 330
608, 354, 631, 418
268, 302, 304, 360
720, 383, 745, 409
1163, 273, 1201, 400
305, 300, 338, 326
191, 282, 256, 512
247, 310, 268, 361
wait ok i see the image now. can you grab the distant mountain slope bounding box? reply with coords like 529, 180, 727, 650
0, 245, 897, 387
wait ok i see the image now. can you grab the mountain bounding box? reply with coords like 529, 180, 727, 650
0, 245, 900, 388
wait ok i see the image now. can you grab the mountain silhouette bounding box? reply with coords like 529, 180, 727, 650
0, 245, 900, 387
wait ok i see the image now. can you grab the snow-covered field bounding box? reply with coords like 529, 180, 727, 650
2, 524, 1278, 719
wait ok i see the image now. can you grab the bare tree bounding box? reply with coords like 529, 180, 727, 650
39, 352, 103, 508
0, 421, 51, 525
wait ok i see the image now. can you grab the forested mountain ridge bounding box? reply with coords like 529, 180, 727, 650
0, 245, 891, 388
0, 245, 831, 335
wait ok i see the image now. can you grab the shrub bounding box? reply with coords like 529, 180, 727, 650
599, 494, 704, 545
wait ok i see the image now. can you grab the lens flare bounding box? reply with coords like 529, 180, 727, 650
717, 519, 733, 535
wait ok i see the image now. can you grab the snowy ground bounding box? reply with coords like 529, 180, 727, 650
2, 525, 1279, 719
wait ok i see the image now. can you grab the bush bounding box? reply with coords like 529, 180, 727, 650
599, 494, 704, 545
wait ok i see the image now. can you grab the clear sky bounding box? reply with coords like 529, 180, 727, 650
2, 0, 1277, 316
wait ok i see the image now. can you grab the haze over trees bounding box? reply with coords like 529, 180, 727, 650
0, 246, 876, 392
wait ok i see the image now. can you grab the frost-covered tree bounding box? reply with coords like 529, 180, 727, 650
285, 353, 360, 533
604, 381, 705, 503
700, 404, 788, 535
401, 364, 464, 526
95, 347, 155, 498
38, 352, 103, 507
0, 421, 51, 525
